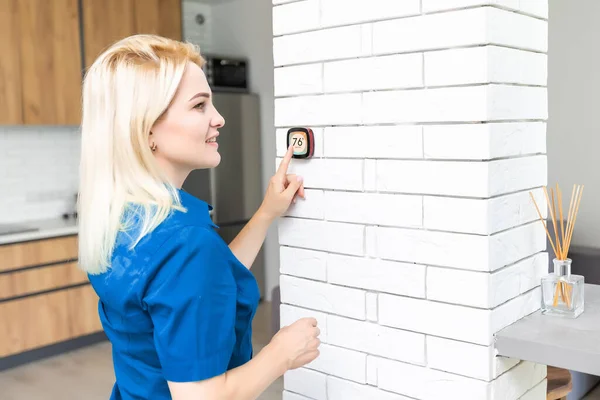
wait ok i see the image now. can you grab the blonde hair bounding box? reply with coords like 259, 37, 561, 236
78, 34, 205, 274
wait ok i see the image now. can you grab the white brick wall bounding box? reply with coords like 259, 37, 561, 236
426, 336, 520, 380
284, 367, 327, 400
278, 218, 365, 255
424, 188, 547, 235
327, 314, 425, 364
375, 156, 547, 197
363, 86, 547, 123
0, 127, 80, 224
327, 376, 412, 400
425, 46, 547, 87
280, 275, 366, 319
372, 8, 547, 54
275, 1, 548, 399
373, 222, 546, 272
327, 254, 425, 297
323, 126, 422, 158
324, 54, 423, 93
371, 357, 545, 400
422, 0, 548, 19
423, 122, 547, 160
305, 344, 367, 383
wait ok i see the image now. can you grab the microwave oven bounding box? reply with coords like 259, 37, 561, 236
203, 55, 248, 92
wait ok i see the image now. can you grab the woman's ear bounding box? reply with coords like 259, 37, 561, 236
149, 131, 157, 152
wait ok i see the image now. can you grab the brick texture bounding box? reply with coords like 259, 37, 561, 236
274, 0, 548, 398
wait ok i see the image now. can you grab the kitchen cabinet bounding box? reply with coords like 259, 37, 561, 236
0, 0, 22, 124
0, 0, 83, 125
0, 261, 87, 300
0, 235, 103, 359
133, 0, 182, 43
0, 235, 78, 273
20, 0, 83, 125
82, 0, 182, 68
0, 0, 181, 126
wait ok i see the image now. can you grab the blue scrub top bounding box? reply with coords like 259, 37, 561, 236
88, 189, 260, 400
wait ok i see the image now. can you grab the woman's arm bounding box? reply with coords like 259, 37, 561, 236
228, 208, 273, 268
167, 318, 320, 400
168, 341, 285, 400
229, 146, 304, 269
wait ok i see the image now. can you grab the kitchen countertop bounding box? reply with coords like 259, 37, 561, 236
0, 218, 78, 245
495, 283, 600, 376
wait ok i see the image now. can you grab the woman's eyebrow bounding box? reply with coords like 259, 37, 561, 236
189, 92, 210, 101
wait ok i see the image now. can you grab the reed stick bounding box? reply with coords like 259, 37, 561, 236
566, 186, 584, 255
530, 191, 559, 258
565, 185, 577, 257
557, 184, 565, 257
550, 189, 563, 258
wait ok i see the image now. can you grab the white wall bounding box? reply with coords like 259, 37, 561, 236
0, 126, 80, 223
548, 0, 600, 249
182, 1, 214, 54
208, 0, 279, 300
548, 3, 600, 396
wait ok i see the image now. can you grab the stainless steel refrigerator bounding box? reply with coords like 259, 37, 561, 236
182, 92, 266, 300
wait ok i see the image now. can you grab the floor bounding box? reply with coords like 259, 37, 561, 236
2, 300, 600, 400
587, 388, 600, 400
0, 301, 282, 400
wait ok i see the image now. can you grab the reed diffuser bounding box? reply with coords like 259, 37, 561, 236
530, 184, 585, 318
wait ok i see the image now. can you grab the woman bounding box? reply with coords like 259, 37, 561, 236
78, 34, 320, 400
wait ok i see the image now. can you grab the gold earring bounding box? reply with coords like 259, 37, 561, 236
150, 143, 157, 152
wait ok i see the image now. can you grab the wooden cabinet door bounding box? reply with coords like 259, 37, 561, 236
133, 0, 182, 41
82, 0, 137, 68
0, 235, 104, 358
0, 235, 78, 273
0, 289, 71, 357
0, 262, 88, 301
0, 284, 101, 357
82, 0, 181, 68
19, 0, 82, 125
0, 0, 23, 124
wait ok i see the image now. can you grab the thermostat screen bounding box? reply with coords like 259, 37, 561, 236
290, 131, 308, 155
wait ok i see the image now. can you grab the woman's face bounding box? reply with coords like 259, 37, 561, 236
150, 62, 225, 186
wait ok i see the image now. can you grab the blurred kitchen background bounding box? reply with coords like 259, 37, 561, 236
0, 0, 282, 399
0, 0, 600, 399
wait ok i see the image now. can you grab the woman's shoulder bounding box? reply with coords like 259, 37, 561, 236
141, 223, 234, 301
152, 220, 222, 256
116, 191, 218, 254
115, 216, 220, 265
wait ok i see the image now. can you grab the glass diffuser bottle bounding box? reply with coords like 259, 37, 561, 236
530, 184, 585, 318
541, 258, 584, 318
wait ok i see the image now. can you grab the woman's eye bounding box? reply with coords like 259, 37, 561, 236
194, 102, 206, 110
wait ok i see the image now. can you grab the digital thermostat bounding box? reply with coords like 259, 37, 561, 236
287, 127, 315, 159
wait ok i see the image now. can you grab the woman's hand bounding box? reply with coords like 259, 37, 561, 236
258, 145, 305, 221
269, 317, 321, 371
168, 317, 320, 400
229, 147, 304, 269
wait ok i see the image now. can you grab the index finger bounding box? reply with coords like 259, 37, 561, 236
277, 145, 294, 177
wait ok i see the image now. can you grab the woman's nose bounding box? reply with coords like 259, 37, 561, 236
213, 111, 225, 128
